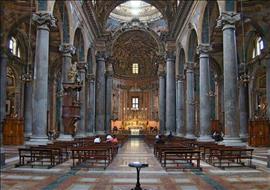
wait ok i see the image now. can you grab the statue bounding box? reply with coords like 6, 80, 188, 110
68, 62, 78, 82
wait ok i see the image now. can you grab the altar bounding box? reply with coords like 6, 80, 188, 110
130, 128, 140, 135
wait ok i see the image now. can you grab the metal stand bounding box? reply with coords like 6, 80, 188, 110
128, 162, 148, 190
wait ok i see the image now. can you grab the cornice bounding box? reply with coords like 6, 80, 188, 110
82, 1, 101, 38
170, 0, 194, 39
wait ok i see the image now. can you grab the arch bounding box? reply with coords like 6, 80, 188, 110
225, 0, 236, 12
87, 48, 93, 74
7, 29, 28, 62
36, 0, 47, 11
73, 28, 85, 62
200, 0, 220, 44
103, 0, 167, 28
187, 29, 198, 62
178, 48, 185, 76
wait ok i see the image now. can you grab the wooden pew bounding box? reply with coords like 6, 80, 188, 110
17, 146, 61, 168
208, 146, 255, 169
71, 146, 111, 169
163, 150, 202, 171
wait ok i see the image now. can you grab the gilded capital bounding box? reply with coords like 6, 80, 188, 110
165, 50, 176, 60
32, 12, 56, 28
59, 44, 76, 55
217, 12, 240, 29
96, 51, 107, 60
185, 62, 195, 70
197, 44, 212, 55
176, 74, 184, 81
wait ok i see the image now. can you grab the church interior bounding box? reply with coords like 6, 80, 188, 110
0, 0, 270, 189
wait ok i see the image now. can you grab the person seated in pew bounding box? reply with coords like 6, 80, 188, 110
94, 135, 101, 143
106, 134, 113, 142
155, 135, 165, 144
167, 131, 174, 140
111, 135, 118, 143
212, 131, 224, 142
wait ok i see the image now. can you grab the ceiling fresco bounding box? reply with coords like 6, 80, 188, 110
112, 30, 160, 79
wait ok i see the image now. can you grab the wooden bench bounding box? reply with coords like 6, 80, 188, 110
71, 146, 111, 169
208, 147, 255, 169
17, 147, 61, 168
163, 150, 202, 171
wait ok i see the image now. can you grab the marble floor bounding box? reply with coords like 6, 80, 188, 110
1, 138, 270, 190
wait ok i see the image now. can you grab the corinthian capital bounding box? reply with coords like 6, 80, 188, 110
59, 44, 76, 55
216, 12, 240, 29
165, 50, 176, 60
96, 51, 107, 60
32, 12, 56, 28
197, 44, 212, 55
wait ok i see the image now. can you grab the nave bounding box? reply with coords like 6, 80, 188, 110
1, 138, 270, 190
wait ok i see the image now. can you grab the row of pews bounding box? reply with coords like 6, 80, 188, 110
16, 135, 128, 169
144, 135, 255, 170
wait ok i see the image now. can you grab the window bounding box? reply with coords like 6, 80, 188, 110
252, 36, 264, 58
132, 63, 139, 74
9, 37, 21, 58
132, 97, 139, 110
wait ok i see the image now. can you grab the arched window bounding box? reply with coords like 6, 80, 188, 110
132, 63, 139, 74
252, 36, 264, 58
9, 37, 21, 58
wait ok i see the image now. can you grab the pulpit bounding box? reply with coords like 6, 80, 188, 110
3, 118, 24, 145
62, 83, 81, 135
248, 120, 270, 147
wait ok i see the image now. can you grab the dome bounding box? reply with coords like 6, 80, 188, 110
110, 1, 162, 23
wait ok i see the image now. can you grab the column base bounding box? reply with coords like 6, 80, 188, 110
176, 133, 185, 137
24, 132, 32, 141
197, 135, 215, 142
218, 137, 246, 146
75, 133, 86, 138
57, 134, 74, 141
239, 133, 248, 142
95, 131, 105, 135
0, 147, 5, 166
26, 136, 50, 145
267, 150, 270, 168
86, 132, 94, 137
185, 134, 196, 139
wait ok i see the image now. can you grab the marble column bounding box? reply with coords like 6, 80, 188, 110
87, 74, 95, 135
165, 53, 176, 133
58, 43, 75, 140
217, 12, 242, 144
185, 63, 196, 139
0, 50, 7, 166
266, 57, 270, 119
76, 62, 87, 137
197, 44, 213, 141
239, 79, 248, 141
158, 69, 166, 134
105, 64, 113, 134
95, 52, 106, 134
176, 75, 185, 136
23, 78, 33, 139
0, 48, 8, 145
30, 13, 56, 144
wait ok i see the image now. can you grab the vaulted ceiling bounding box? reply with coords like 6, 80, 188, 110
112, 30, 159, 79
84, 0, 178, 32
